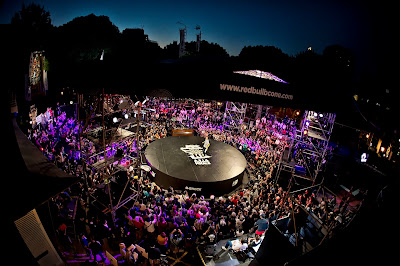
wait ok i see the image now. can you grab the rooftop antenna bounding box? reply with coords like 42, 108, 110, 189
177, 22, 187, 57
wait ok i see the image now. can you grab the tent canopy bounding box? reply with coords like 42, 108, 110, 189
7, 115, 78, 220
255, 224, 298, 265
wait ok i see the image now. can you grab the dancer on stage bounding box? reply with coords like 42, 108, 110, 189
203, 135, 210, 154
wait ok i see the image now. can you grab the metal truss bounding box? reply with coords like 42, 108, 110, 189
223, 101, 247, 131
276, 110, 336, 185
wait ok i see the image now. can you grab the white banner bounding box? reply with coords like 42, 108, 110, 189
220, 83, 294, 100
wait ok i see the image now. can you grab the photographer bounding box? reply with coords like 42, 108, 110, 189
170, 228, 184, 254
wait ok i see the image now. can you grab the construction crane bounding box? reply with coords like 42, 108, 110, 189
177, 22, 187, 57
195, 25, 201, 53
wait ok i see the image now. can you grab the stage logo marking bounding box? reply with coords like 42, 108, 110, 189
180, 145, 211, 165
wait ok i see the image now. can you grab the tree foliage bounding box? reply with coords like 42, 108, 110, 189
11, 3, 52, 30
7, 3, 356, 99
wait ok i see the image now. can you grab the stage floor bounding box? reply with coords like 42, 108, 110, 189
145, 136, 247, 196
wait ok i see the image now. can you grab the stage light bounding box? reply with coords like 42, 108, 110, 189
70, 101, 73, 105
113, 117, 118, 123
381, 147, 385, 152
124, 113, 129, 119
295, 111, 300, 116
303, 129, 308, 135
305, 121, 310, 127
319, 113, 323, 118
313, 112, 318, 117
366, 134, 370, 139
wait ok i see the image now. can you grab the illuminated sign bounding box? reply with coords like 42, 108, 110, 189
361, 153, 368, 163
232, 179, 238, 187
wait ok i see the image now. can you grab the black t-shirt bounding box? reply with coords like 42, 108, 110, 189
148, 247, 161, 260
89, 241, 102, 254
186, 215, 196, 227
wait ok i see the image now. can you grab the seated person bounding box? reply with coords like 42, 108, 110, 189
221, 238, 248, 251
247, 234, 263, 254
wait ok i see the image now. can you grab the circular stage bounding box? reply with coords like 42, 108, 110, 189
145, 136, 247, 196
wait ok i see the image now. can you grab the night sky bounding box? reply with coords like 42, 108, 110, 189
0, 0, 395, 75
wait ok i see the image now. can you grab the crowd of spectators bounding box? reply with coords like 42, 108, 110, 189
26, 97, 343, 264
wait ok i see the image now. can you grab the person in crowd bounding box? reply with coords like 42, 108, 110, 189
156, 231, 168, 254
148, 242, 162, 266
144, 214, 158, 238
88, 238, 106, 262
221, 238, 248, 251
248, 234, 262, 255
254, 213, 269, 236
27, 97, 348, 265
133, 213, 145, 241
80, 234, 92, 259
170, 228, 184, 254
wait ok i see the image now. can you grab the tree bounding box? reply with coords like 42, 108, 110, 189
198, 40, 229, 57
56, 14, 120, 62
323, 45, 354, 83
11, 3, 52, 31
163, 41, 179, 59
11, 2, 53, 52
7, 3, 54, 97
238, 45, 292, 81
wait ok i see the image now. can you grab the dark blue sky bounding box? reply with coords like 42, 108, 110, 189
0, 0, 394, 74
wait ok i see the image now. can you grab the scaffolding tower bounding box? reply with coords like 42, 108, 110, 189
275, 110, 335, 186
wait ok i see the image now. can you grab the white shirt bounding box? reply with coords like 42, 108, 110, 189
145, 220, 156, 233
231, 240, 248, 251
203, 138, 210, 148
